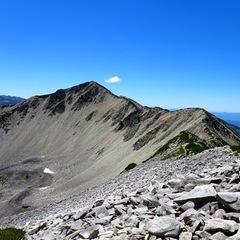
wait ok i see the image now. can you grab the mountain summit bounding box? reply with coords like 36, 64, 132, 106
0, 81, 240, 217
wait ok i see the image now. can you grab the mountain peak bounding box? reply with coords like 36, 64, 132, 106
1, 81, 240, 217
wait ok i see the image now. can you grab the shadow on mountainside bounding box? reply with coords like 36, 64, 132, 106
0, 158, 53, 217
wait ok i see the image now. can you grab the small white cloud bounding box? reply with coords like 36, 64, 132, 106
105, 76, 121, 83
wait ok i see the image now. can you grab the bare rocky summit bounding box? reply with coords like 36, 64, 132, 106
0, 81, 240, 219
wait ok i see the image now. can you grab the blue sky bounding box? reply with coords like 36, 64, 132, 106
0, 0, 240, 112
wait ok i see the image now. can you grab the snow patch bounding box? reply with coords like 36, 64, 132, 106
43, 168, 54, 174
39, 186, 48, 190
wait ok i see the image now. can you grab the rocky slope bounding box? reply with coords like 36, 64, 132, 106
0, 81, 240, 218
1, 146, 240, 240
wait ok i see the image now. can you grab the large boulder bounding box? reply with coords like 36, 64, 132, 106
216, 192, 240, 212
204, 218, 239, 234
146, 216, 181, 238
174, 185, 216, 204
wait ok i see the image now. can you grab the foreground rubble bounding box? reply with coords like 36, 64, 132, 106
24, 148, 240, 239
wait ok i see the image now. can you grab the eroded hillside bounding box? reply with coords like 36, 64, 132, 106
0, 81, 240, 217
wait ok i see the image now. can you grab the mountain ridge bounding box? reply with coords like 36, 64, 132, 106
0, 81, 240, 217
0, 95, 25, 107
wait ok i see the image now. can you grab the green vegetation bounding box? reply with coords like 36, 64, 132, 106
230, 145, 240, 156
85, 111, 98, 121
0, 176, 8, 185
102, 109, 114, 122
22, 205, 31, 209
124, 124, 140, 141
185, 142, 208, 154
50, 101, 66, 115
148, 131, 209, 160
25, 175, 30, 180
133, 126, 161, 150
72, 121, 80, 128
125, 163, 137, 171
230, 145, 240, 152
0, 227, 26, 240
96, 147, 105, 155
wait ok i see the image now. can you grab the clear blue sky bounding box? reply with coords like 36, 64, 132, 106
0, 0, 240, 112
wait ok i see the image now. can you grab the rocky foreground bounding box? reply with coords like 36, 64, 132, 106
1, 146, 240, 239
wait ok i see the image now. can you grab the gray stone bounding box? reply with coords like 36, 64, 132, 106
195, 230, 212, 239
70, 221, 83, 231
28, 226, 40, 235
132, 206, 148, 215
98, 230, 114, 238
95, 215, 113, 225
184, 183, 196, 192
225, 212, 240, 222
114, 204, 127, 215
192, 236, 200, 240
129, 196, 141, 205
73, 208, 89, 220
147, 216, 180, 238
111, 218, 123, 228
79, 225, 99, 239
94, 205, 109, 218
148, 236, 157, 240
229, 176, 240, 184
217, 192, 240, 211
229, 183, 240, 192
217, 192, 238, 203
180, 208, 204, 223
213, 209, 225, 219
94, 199, 105, 207
209, 232, 227, 240
209, 165, 233, 176
174, 185, 216, 204
179, 232, 193, 240
193, 177, 222, 185
190, 219, 201, 233
148, 184, 158, 194
168, 176, 186, 191
157, 203, 176, 216
227, 229, 240, 240
204, 219, 239, 234
65, 230, 81, 240
142, 194, 159, 208
180, 201, 195, 212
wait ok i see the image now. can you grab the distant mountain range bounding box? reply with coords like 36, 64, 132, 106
0, 81, 240, 217
0, 95, 25, 107
212, 112, 240, 127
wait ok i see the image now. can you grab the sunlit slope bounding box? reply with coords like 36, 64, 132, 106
0, 81, 239, 214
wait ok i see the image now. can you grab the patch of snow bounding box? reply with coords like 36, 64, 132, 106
43, 168, 54, 174
39, 186, 48, 190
